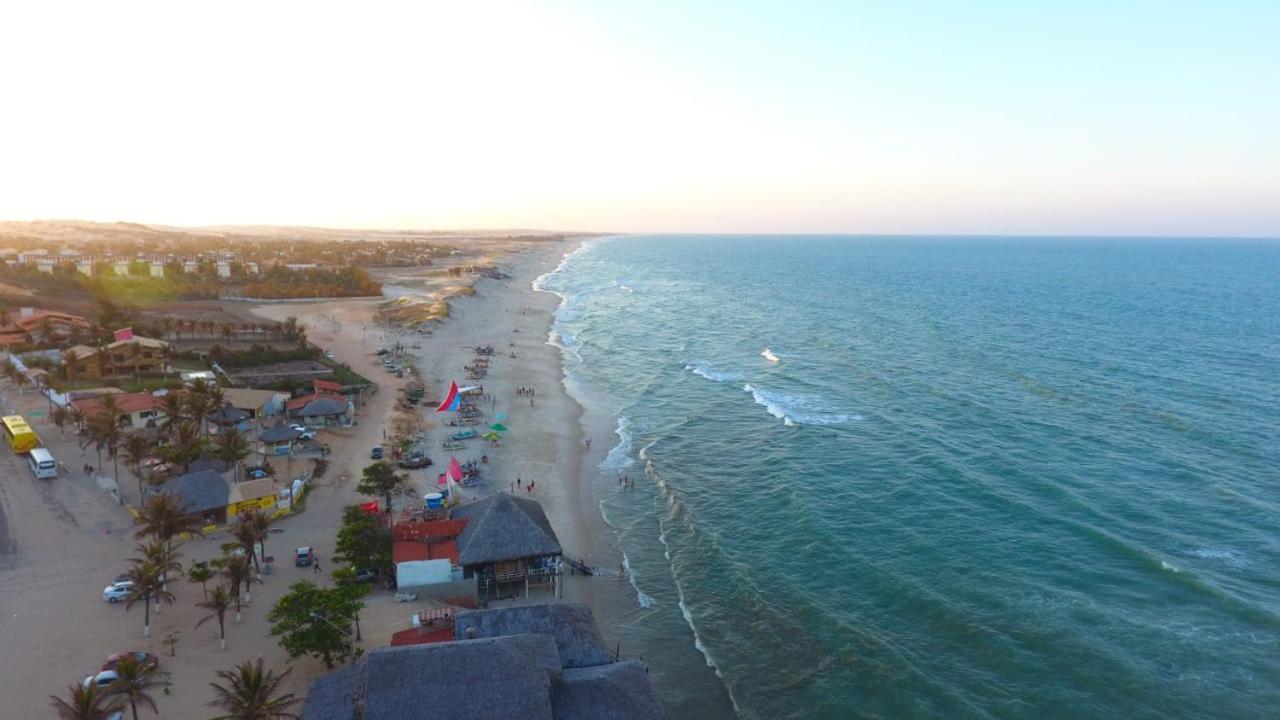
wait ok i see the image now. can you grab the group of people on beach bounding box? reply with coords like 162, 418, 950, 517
512, 477, 537, 494
618, 474, 635, 490
517, 387, 536, 397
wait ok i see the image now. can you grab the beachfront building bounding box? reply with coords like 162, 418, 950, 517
71, 391, 163, 428
221, 387, 287, 419
258, 421, 301, 456
302, 602, 666, 720
62, 335, 170, 380
226, 477, 278, 520
149, 468, 230, 526
288, 394, 353, 427
393, 518, 468, 595
451, 492, 563, 598
206, 404, 251, 433
0, 308, 91, 347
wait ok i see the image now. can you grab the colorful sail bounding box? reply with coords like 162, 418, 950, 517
435, 381, 460, 412
448, 457, 464, 482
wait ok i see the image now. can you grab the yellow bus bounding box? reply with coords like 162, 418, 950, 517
2, 415, 38, 453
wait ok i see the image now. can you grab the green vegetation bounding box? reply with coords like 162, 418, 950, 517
207, 658, 301, 720
332, 505, 393, 578
356, 462, 408, 511
267, 581, 364, 668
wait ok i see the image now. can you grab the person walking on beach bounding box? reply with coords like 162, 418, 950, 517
517, 477, 522, 490
313, 555, 322, 574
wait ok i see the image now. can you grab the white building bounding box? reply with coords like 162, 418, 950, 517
113, 261, 130, 276
36, 261, 54, 274
150, 262, 165, 278
247, 261, 260, 274
216, 261, 231, 278
76, 261, 93, 277
182, 260, 198, 273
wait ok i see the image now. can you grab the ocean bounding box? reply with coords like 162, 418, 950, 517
535, 235, 1280, 720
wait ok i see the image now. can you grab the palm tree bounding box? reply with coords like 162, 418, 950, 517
159, 419, 204, 474
51, 405, 69, 438
196, 586, 233, 650
67, 404, 88, 438
122, 434, 154, 505
215, 427, 250, 484
220, 322, 235, 342
222, 554, 253, 623
135, 492, 205, 551
91, 394, 127, 488
134, 540, 184, 587
231, 511, 271, 575
208, 659, 300, 720
50, 681, 125, 720
124, 560, 174, 637
107, 656, 169, 720
157, 392, 185, 439
188, 560, 215, 599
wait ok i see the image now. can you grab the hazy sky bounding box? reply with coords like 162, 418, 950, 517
2, 1, 1277, 235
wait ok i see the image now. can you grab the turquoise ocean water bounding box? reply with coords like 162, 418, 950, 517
536, 235, 1280, 719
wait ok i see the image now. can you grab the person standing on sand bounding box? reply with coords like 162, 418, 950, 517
313, 555, 322, 574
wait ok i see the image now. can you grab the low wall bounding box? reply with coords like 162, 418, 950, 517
399, 577, 477, 602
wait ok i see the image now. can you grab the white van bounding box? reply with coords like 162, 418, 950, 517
28, 447, 57, 479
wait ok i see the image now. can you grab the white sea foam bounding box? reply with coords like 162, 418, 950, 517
684, 362, 741, 383
601, 415, 636, 469
1187, 548, 1249, 568
742, 383, 862, 426
621, 554, 656, 608
1162, 560, 1181, 573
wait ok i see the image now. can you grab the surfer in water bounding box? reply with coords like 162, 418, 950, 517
761, 347, 780, 363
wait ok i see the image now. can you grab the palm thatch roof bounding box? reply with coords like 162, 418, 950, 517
553, 662, 667, 720
303, 634, 562, 720
153, 469, 228, 514
454, 603, 611, 669
258, 421, 301, 443
451, 492, 562, 566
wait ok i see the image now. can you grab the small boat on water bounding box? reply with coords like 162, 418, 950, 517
761, 347, 780, 363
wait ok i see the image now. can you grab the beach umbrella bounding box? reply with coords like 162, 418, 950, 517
488, 423, 508, 432
482, 430, 501, 441
495, 412, 507, 421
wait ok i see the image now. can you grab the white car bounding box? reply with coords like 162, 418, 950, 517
84, 670, 118, 688
289, 425, 317, 441
103, 583, 134, 603
324, 350, 336, 360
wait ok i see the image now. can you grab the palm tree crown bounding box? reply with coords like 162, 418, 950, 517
208, 658, 301, 720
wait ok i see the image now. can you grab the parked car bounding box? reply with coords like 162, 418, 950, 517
370, 446, 383, 460
83, 670, 118, 688
103, 583, 134, 603
397, 452, 430, 469
102, 651, 159, 672
323, 350, 336, 360
289, 424, 317, 441
353, 568, 377, 583
376, 347, 390, 355
295, 547, 313, 567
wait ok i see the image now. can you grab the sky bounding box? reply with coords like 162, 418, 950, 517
1, 0, 1277, 235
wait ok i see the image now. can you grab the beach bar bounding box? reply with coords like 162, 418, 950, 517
450, 492, 562, 599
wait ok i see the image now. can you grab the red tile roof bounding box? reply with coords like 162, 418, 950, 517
72, 391, 159, 417
313, 379, 343, 393
392, 538, 460, 565
393, 519, 468, 542
389, 625, 454, 647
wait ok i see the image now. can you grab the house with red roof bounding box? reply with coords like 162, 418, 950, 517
71, 391, 164, 428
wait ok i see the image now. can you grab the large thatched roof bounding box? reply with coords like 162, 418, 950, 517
302, 603, 667, 720
451, 492, 562, 565
454, 602, 611, 669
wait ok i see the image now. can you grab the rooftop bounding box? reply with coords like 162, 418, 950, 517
152, 468, 228, 515
451, 492, 562, 566
302, 603, 666, 720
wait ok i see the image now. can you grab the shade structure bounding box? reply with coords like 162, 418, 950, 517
482, 431, 501, 441
488, 423, 508, 432
495, 412, 507, 421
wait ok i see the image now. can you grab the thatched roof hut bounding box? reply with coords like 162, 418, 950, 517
451, 492, 562, 566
